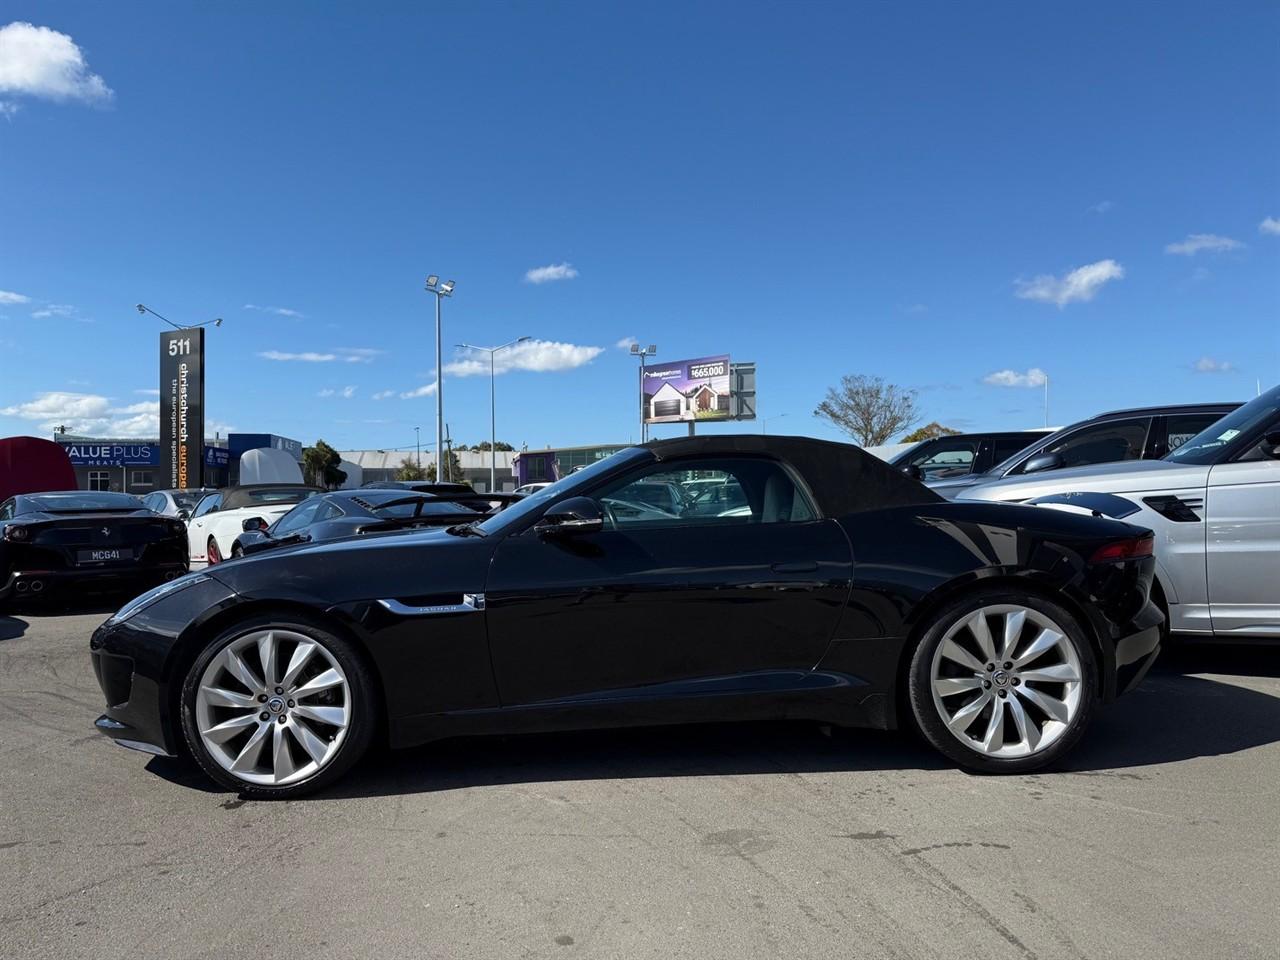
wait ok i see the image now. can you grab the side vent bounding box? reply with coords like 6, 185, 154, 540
1143, 495, 1203, 523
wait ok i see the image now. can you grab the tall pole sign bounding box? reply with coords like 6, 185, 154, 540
159, 328, 205, 490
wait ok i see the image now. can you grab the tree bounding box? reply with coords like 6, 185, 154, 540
302, 439, 347, 489
424, 450, 466, 484
902, 422, 961, 443
395, 457, 427, 481
814, 374, 920, 446
473, 440, 514, 452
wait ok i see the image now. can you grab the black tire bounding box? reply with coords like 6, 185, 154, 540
230, 544, 244, 560
179, 613, 377, 799
907, 588, 1098, 774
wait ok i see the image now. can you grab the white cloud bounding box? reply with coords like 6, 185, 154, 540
984, 367, 1048, 388
0, 289, 30, 304
372, 389, 395, 400
1259, 217, 1280, 237
616, 336, 639, 351
341, 385, 357, 399
0, 100, 17, 118
524, 262, 579, 284
258, 350, 337, 362
317, 388, 335, 397
244, 303, 305, 318
0, 391, 157, 437
1014, 259, 1124, 308
31, 302, 89, 322
1193, 356, 1234, 374
336, 347, 381, 363
0, 22, 113, 106
444, 339, 604, 378
1088, 200, 1114, 214
134, 388, 160, 396
400, 382, 438, 399
1164, 234, 1243, 256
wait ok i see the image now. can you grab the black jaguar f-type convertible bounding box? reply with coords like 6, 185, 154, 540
91, 436, 1163, 798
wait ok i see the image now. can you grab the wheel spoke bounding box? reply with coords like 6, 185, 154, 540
1002, 609, 1026, 661
281, 641, 317, 689
1014, 628, 1064, 667
230, 721, 271, 772
202, 713, 259, 744
980, 700, 1005, 752
1007, 694, 1041, 752
966, 611, 998, 662
223, 646, 263, 693
201, 685, 257, 709
1020, 663, 1080, 683
272, 723, 297, 782
292, 668, 343, 699
1016, 685, 1071, 724
933, 676, 983, 697
946, 691, 990, 733
292, 703, 347, 727
257, 631, 279, 688
291, 720, 330, 764
941, 638, 985, 673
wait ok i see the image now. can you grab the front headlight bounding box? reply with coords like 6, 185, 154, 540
107, 574, 211, 626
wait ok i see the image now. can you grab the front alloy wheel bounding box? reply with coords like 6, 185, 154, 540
909, 591, 1097, 773
181, 618, 374, 797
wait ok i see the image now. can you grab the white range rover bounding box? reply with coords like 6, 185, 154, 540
958, 385, 1280, 641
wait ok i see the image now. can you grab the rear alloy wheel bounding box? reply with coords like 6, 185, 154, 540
181, 618, 375, 798
230, 544, 244, 560
908, 591, 1097, 773
206, 536, 222, 565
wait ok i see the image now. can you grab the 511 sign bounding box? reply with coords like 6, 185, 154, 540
159, 328, 206, 489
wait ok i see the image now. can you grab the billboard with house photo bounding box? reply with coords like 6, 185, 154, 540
643, 354, 732, 424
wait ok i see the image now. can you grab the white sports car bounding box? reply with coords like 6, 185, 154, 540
185, 484, 321, 566
958, 385, 1280, 640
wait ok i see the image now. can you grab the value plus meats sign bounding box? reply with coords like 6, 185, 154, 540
159, 328, 205, 489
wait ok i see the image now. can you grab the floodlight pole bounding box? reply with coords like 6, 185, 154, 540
425, 277, 456, 482
631, 344, 658, 442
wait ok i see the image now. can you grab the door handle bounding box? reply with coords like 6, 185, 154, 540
771, 561, 818, 574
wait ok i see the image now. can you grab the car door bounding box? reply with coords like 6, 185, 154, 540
186, 492, 223, 560
483, 455, 854, 705
1205, 453, 1280, 637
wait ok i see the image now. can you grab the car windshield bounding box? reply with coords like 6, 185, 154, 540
475, 447, 649, 536
1165, 387, 1280, 465
171, 491, 207, 511
27, 492, 144, 512
369, 497, 485, 519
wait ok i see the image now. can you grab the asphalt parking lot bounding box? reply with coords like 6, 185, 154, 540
2, 608, 1278, 960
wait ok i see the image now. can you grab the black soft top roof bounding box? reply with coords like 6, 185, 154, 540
642, 434, 942, 515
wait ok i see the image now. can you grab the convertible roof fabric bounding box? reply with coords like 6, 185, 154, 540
643, 434, 943, 516
221, 484, 322, 511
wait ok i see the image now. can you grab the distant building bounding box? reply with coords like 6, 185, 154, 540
512, 444, 628, 486
339, 449, 518, 492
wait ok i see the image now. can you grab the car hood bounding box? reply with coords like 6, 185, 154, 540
957, 458, 1211, 502
205, 524, 494, 606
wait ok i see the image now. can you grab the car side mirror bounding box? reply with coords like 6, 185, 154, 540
1023, 452, 1064, 474
242, 517, 268, 533
903, 464, 923, 481
177, 510, 190, 521
536, 496, 604, 536
1261, 430, 1280, 460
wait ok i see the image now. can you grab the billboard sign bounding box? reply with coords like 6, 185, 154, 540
159, 328, 205, 489
60, 442, 160, 467
643, 354, 732, 424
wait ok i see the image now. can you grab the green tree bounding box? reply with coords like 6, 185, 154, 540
424, 451, 466, 484
814, 374, 920, 446
395, 457, 427, 481
474, 440, 514, 452
302, 439, 347, 489
902, 422, 961, 443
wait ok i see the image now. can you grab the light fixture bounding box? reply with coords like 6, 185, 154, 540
440, 280, 456, 295
214, 318, 223, 327
426, 275, 439, 287
630, 343, 640, 355
136, 303, 147, 314
648, 344, 657, 354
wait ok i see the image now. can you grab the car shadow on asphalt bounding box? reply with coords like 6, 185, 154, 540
145, 644, 1280, 801
0, 615, 29, 641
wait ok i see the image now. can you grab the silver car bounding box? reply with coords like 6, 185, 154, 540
957, 386, 1280, 640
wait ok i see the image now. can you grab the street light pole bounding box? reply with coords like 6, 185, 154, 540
629, 343, 658, 442
424, 276, 456, 482
415, 426, 421, 470
457, 336, 530, 492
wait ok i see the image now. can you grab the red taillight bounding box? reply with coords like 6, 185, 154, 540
1090, 535, 1154, 564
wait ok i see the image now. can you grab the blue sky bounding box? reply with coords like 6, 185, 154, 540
1, 2, 1277, 456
